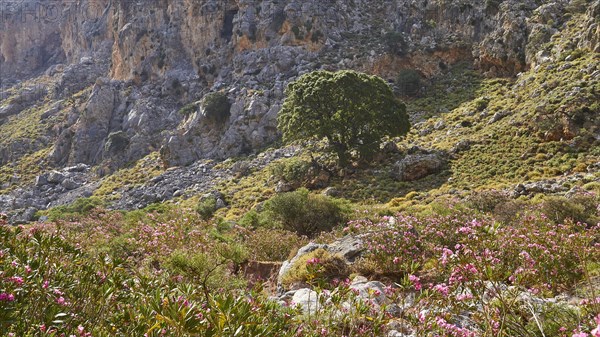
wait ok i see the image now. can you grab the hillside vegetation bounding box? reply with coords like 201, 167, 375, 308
1, 1, 599, 336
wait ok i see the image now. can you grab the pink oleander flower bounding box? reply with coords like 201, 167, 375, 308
409, 274, 422, 291
573, 331, 588, 337
42, 280, 49, 289
591, 314, 600, 337
0, 293, 15, 302
456, 293, 473, 301
56, 296, 66, 306
432, 283, 449, 297
8, 276, 24, 286
306, 258, 320, 265
440, 248, 453, 266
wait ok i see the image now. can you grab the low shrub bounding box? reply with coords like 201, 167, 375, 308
241, 227, 308, 261
261, 188, 350, 237
197, 197, 217, 220
104, 131, 130, 153
384, 31, 408, 56
45, 197, 105, 221
201, 92, 230, 123
465, 190, 511, 213
178, 102, 198, 116
473, 96, 490, 111
396, 69, 421, 97
269, 158, 311, 185
168, 244, 247, 299
540, 194, 599, 225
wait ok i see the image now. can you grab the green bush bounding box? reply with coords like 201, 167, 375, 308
396, 69, 421, 97
270, 158, 311, 184
178, 102, 198, 116
197, 197, 217, 220
242, 227, 308, 261
104, 131, 130, 153
201, 92, 231, 123
465, 190, 511, 213
45, 197, 105, 221
261, 188, 350, 237
239, 209, 261, 228
105, 233, 137, 260
168, 244, 247, 298
540, 195, 599, 225
473, 96, 490, 111
384, 31, 408, 56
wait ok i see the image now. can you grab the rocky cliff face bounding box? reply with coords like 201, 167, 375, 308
3, 0, 584, 166
1, 0, 599, 221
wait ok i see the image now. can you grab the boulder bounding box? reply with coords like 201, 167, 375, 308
349, 279, 388, 306
451, 140, 472, 154
275, 181, 295, 193
12, 207, 38, 224
47, 171, 66, 184
64, 163, 89, 173
277, 236, 364, 293
322, 187, 340, 197
392, 153, 445, 181
35, 174, 48, 186
291, 288, 321, 314
61, 178, 80, 190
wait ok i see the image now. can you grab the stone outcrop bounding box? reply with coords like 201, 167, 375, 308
392, 152, 446, 182
277, 236, 364, 293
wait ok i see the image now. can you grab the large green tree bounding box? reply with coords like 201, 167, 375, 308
278, 70, 410, 166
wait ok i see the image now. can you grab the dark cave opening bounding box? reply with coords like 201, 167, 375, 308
221, 9, 238, 41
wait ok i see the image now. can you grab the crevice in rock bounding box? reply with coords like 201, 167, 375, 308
221, 9, 238, 42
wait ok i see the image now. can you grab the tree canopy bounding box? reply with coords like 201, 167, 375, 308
277, 70, 410, 165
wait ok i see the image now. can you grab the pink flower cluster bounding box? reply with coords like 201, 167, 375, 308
408, 274, 421, 291
306, 258, 321, 265
435, 317, 477, 337
0, 293, 15, 301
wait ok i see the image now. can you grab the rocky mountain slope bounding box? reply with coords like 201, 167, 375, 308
1, 1, 600, 336
1, 0, 599, 222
